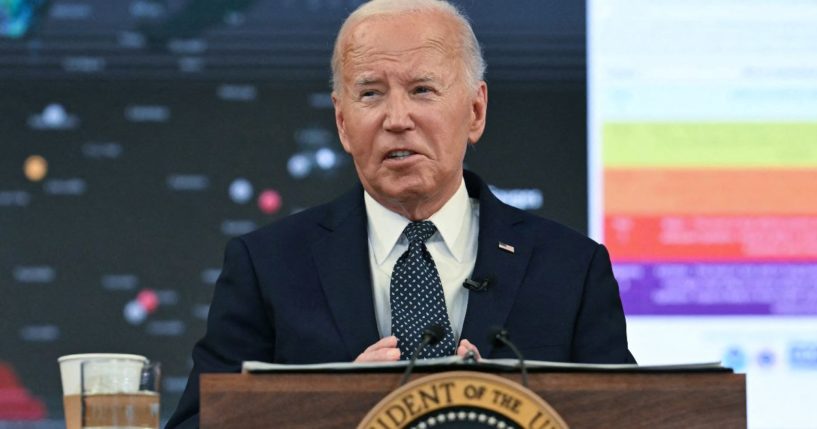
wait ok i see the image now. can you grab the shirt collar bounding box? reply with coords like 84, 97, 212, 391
364, 178, 471, 266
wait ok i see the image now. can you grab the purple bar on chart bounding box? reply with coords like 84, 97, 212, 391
614, 262, 817, 315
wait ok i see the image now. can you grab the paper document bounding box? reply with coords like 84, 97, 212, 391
242, 357, 726, 373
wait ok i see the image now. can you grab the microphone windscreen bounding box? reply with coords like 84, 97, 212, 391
423, 324, 445, 343
488, 326, 509, 345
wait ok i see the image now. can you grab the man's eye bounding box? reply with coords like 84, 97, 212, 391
413, 86, 433, 95
360, 90, 378, 98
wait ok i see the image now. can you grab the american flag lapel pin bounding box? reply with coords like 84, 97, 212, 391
498, 241, 515, 254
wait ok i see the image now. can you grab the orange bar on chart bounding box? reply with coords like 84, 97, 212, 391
604, 168, 817, 216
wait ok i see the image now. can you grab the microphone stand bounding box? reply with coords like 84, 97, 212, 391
399, 325, 443, 386
491, 328, 528, 388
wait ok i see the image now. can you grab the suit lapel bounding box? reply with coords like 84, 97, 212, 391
460, 172, 533, 357
308, 172, 531, 360
311, 187, 381, 359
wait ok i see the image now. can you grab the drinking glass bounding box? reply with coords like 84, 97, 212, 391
80, 359, 160, 429
58, 353, 149, 429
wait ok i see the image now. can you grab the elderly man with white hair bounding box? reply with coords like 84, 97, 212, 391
167, 1, 634, 427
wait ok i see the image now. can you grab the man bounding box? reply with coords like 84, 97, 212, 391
167, 1, 634, 427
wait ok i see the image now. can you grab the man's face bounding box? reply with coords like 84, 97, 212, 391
332, 11, 487, 218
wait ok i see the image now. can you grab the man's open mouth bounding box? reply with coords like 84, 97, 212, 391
386, 150, 416, 160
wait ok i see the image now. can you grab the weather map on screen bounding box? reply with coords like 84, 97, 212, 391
588, 1, 817, 427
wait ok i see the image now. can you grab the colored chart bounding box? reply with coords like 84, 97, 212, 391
588, 1, 817, 427
605, 123, 817, 315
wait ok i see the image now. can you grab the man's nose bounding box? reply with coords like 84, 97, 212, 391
383, 93, 415, 132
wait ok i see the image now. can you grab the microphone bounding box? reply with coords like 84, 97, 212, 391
489, 327, 528, 387
399, 324, 444, 386
463, 275, 492, 292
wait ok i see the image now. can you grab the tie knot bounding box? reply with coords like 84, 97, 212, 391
403, 221, 437, 244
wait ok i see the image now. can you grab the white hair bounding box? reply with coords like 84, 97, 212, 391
330, 0, 486, 92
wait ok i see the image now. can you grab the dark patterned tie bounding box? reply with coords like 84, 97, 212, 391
390, 221, 457, 359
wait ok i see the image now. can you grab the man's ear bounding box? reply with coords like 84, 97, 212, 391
332, 93, 353, 154
467, 81, 488, 145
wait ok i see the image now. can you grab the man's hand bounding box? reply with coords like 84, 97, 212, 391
456, 339, 481, 360
354, 336, 401, 362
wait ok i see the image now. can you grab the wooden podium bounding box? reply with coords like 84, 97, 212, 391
200, 370, 746, 428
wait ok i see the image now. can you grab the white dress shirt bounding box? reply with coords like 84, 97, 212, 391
364, 179, 480, 341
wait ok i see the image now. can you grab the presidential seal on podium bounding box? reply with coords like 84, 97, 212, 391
358, 371, 568, 429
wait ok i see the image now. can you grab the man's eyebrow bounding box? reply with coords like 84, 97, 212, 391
353, 74, 440, 87
411, 74, 439, 84
354, 77, 381, 87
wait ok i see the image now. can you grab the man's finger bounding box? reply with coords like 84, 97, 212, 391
355, 347, 400, 362
355, 336, 401, 362
456, 339, 481, 360
363, 335, 398, 352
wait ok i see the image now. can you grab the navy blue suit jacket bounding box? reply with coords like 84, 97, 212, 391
166, 171, 634, 428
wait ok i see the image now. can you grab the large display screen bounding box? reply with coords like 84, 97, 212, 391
589, 1, 817, 427
0, 1, 587, 427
